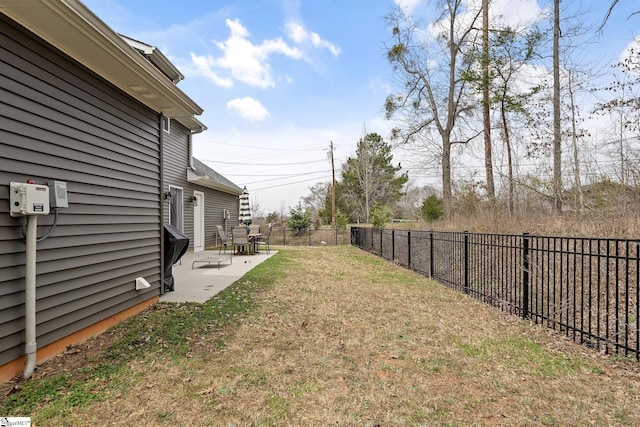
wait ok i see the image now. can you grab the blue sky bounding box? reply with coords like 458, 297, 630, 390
81, 0, 639, 214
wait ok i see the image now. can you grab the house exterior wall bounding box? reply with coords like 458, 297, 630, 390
0, 15, 162, 368
162, 130, 240, 251
163, 122, 194, 244
203, 190, 239, 248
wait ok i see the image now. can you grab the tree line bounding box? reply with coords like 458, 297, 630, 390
283, 1, 640, 230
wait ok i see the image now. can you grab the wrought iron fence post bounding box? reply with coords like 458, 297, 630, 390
522, 232, 530, 319
308, 228, 311, 246
636, 242, 639, 361
370, 227, 373, 252
283, 226, 286, 246
408, 230, 411, 270
379, 227, 383, 257
464, 231, 469, 294
429, 230, 434, 279
392, 229, 395, 261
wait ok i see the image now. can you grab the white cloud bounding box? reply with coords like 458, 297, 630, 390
424, 0, 545, 47
368, 77, 392, 96
620, 35, 640, 65
227, 97, 270, 122
490, 0, 546, 28
399, 0, 544, 27
190, 18, 303, 89
394, 0, 424, 16
189, 53, 234, 87
284, 22, 341, 57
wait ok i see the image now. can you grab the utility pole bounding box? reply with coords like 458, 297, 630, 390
330, 141, 336, 225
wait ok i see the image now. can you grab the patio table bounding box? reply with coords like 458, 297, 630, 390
248, 233, 261, 253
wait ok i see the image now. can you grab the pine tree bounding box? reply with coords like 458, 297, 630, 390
340, 133, 408, 223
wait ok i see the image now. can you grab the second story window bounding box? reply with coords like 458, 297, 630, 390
162, 117, 171, 133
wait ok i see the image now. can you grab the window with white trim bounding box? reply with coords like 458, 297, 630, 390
162, 116, 171, 133
168, 186, 183, 231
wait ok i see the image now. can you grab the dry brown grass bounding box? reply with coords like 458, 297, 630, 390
410, 210, 640, 239
9, 246, 640, 425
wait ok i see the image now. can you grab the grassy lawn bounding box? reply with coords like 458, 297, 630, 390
2, 245, 640, 426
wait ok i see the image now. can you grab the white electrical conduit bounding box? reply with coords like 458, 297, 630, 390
23, 215, 37, 378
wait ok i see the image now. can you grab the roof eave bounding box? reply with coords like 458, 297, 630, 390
0, 0, 202, 120
119, 34, 185, 83
187, 169, 243, 196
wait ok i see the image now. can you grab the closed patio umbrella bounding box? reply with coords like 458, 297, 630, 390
239, 186, 252, 225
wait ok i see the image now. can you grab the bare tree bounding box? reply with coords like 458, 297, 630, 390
600, 1, 639, 30
302, 182, 331, 225
565, 69, 589, 216
482, 0, 495, 201
593, 54, 640, 187
552, 0, 563, 215
384, 1, 482, 219
278, 200, 288, 225
397, 182, 440, 219
250, 196, 263, 221
488, 26, 544, 215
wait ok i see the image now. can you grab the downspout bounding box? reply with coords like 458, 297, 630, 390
159, 114, 165, 295
188, 133, 195, 171
187, 123, 205, 172
23, 215, 37, 378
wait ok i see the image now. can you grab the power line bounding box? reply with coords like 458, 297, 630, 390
195, 138, 328, 152
243, 170, 329, 185
200, 158, 327, 166
251, 175, 332, 191
222, 170, 328, 177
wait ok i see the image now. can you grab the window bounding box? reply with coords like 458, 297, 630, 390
162, 116, 171, 133
168, 186, 183, 231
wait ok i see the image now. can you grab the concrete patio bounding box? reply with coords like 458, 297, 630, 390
160, 249, 276, 303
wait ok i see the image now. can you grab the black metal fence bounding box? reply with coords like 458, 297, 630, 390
267, 225, 351, 246
351, 227, 640, 360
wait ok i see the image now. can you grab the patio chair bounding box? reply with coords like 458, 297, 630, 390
256, 223, 272, 254
231, 227, 250, 255
216, 225, 231, 254
248, 224, 261, 235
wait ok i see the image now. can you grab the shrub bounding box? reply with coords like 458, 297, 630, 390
371, 202, 392, 229
287, 203, 311, 236
422, 195, 444, 221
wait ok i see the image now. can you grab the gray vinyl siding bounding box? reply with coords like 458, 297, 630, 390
163, 131, 240, 251
0, 16, 162, 365
162, 122, 193, 248
203, 190, 239, 248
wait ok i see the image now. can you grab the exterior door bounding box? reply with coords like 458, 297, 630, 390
193, 191, 204, 252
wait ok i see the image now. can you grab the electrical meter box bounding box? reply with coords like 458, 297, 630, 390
9, 182, 50, 217
48, 180, 69, 208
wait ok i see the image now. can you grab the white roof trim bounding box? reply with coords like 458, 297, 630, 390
120, 34, 184, 84
187, 169, 243, 196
